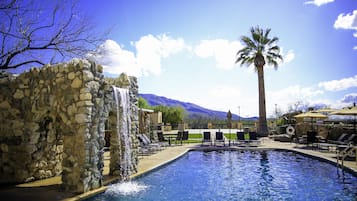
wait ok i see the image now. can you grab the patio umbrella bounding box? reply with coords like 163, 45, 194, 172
294, 111, 328, 130
330, 104, 357, 133
316, 108, 337, 115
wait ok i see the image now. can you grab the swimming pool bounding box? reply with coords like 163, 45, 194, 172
89, 150, 357, 201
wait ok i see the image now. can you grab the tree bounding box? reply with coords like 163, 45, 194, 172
236, 26, 283, 136
138, 97, 151, 109
153, 105, 186, 128
0, 0, 105, 71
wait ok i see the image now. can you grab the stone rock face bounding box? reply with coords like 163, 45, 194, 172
0, 60, 139, 193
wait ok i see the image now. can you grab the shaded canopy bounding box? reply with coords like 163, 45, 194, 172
330, 105, 357, 133
294, 111, 328, 119
330, 106, 357, 115
294, 111, 327, 131
316, 108, 337, 114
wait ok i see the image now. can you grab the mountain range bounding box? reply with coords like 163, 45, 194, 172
139, 93, 258, 120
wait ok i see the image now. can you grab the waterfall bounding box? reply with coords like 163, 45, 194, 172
113, 86, 132, 180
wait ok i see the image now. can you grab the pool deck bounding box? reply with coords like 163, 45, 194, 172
1, 138, 356, 201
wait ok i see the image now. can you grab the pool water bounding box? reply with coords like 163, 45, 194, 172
90, 150, 357, 201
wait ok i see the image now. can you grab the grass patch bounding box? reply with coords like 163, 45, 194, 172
188, 133, 202, 139
182, 139, 202, 144
224, 133, 237, 140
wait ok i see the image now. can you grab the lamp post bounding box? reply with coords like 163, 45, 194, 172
227, 110, 232, 146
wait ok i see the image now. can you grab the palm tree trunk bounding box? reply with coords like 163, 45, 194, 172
257, 66, 268, 136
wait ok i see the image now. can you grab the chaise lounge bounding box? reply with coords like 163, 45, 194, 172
214, 131, 225, 146
202, 131, 212, 146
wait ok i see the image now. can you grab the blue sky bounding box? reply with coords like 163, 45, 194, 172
82, 0, 357, 117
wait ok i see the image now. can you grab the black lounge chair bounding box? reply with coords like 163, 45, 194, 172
327, 133, 349, 144
236, 131, 245, 145
202, 131, 212, 146
157, 131, 166, 142
248, 131, 261, 146
307, 131, 317, 145
177, 131, 189, 144
249, 132, 257, 140
236, 131, 260, 146
215, 131, 225, 146
183, 131, 189, 141
177, 131, 183, 141
156, 131, 169, 147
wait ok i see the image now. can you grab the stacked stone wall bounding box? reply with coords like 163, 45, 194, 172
0, 59, 139, 193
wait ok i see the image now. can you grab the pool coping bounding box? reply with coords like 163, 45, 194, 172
67, 143, 357, 201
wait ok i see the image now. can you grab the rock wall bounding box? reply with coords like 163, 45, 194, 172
0, 59, 139, 193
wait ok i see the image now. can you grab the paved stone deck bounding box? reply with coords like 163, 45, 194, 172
0, 139, 356, 201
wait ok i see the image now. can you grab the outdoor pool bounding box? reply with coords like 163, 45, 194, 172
89, 150, 357, 201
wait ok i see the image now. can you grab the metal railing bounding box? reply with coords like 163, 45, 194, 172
336, 143, 355, 175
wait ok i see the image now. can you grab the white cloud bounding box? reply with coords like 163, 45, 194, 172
194, 39, 293, 70
135, 34, 187, 76
194, 39, 243, 70
87, 39, 141, 76
334, 10, 357, 49
269, 85, 323, 102
334, 10, 357, 30
304, 0, 334, 6
283, 50, 295, 64
267, 85, 324, 114
318, 75, 357, 91
209, 85, 242, 98
89, 34, 187, 77
276, 49, 295, 67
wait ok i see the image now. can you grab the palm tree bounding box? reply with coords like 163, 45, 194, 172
236, 26, 283, 136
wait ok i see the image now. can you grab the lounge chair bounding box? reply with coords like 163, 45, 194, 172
248, 132, 261, 146
236, 131, 260, 146
138, 134, 162, 152
142, 134, 165, 148
176, 131, 189, 144
214, 131, 225, 146
138, 146, 152, 157
336, 134, 356, 145
327, 133, 348, 144
156, 131, 169, 147
307, 131, 317, 145
182, 131, 189, 142
202, 131, 212, 146
317, 134, 356, 152
157, 131, 166, 142
236, 132, 245, 145
176, 131, 183, 142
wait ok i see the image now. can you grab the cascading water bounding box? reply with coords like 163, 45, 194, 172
108, 86, 146, 195
112, 86, 132, 181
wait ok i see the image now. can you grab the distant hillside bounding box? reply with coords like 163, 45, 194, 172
139, 93, 258, 120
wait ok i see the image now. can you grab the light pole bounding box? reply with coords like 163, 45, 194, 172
227, 110, 232, 146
